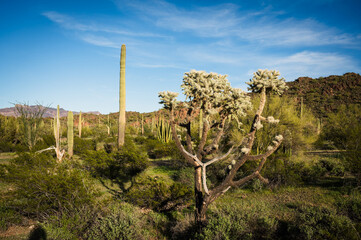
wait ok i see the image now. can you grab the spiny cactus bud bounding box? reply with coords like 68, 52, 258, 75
253, 121, 263, 130
267, 116, 280, 124
241, 147, 250, 154
275, 135, 283, 142
267, 146, 274, 151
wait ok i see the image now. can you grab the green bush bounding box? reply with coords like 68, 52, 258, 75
0, 202, 22, 231
42, 205, 99, 240
337, 190, 361, 233
85, 203, 152, 240
287, 205, 359, 240
126, 174, 193, 211
0, 153, 99, 218
74, 137, 96, 154
193, 203, 278, 240
135, 136, 179, 159
83, 138, 149, 190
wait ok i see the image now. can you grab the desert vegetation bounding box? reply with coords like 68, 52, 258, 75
0, 51, 360, 239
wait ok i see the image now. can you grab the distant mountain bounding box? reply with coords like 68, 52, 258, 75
286, 72, 361, 118
0, 106, 101, 118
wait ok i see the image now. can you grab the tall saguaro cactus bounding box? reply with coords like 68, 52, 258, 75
54, 105, 64, 162
118, 44, 126, 148
67, 111, 74, 158
78, 111, 82, 138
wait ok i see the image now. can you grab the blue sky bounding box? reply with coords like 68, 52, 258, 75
0, 0, 360, 113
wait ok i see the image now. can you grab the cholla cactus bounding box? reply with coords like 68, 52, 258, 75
246, 69, 288, 95
158, 69, 286, 227
158, 91, 179, 110
160, 70, 251, 119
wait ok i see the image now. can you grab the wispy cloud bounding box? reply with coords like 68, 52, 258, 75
265, 51, 359, 80
42, 11, 168, 38
115, 0, 358, 47
135, 63, 184, 69
79, 34, 119, 48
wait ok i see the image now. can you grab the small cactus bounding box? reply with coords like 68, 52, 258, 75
156, 117, 172, 143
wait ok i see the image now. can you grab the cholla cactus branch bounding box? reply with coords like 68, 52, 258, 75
246, 69, 288, 95
158, 91, 179, 110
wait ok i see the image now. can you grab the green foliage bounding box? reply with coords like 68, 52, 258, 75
337, 190, 361, 224
194, 202, 278, 240
318, 104, 361, 182
14, 104, 48, 150
126, 173, 193, 211
73, 136, 96, 154
0, 202, 22, 231
135, 135, 180, 159
85, 202, 165, 240
0, 115, 22, 152
41, 205, 99, 240
83, 138, 149, 189
0, 153, 99, 218
247, 95, 317, 154
287, 205, 359, 240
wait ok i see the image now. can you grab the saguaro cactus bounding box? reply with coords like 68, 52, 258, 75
67, 111, 74, 158
78, 111, 82, 138
54, 105, 64, 162
118, 44, 126, 148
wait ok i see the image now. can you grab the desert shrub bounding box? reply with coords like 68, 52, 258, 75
337, 190, 361, 233
74, 137, 96, 154
0, 153, 99, 218
0, 202, 22, 231
126, 175, 170, 210
134, 136, 178, 159
85, 202, 154, 240
317, 158, 345, 177
42, 205, 99, 240
300, 157, 346, 183
126, 173, 193, 211
343, 150, 361, 184
83, 138, 149, 190
193, 203, 278, 240
287, 205, 359, 240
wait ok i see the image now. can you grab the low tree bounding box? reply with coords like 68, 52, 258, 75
158, 69, 288, 227
14, 103, 48, 150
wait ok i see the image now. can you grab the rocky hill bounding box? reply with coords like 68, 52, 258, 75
286, 72, 361, 118
0, 106, 101, 118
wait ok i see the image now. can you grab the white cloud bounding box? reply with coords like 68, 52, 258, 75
42, 11, 168, 38
114, 0, 358, 47
265, 51, 359, 80
79, 35, 120, 48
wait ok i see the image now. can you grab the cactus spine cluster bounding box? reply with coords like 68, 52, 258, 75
78, 111, 82, 138
118, 44, 126, 148
67, 111, 73, 158
156, 117, 172, 143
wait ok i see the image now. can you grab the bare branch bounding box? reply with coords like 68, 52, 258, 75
247, 139, 283, 161
204, 146, 234, 167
